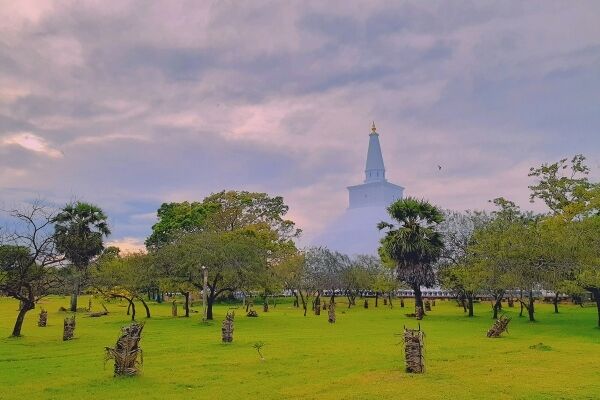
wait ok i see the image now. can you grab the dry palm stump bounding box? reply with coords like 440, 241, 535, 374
247, 309, 258, 317
402, 325, 425, 373
172, 300, 178, 317
38, 309, 48, 327
105, 322, 144, 376
424, 300, 431, 312
328, 301, 336, 324
222, 311, 234, 342
487, 315, 511, 338
63, 315, 76, 341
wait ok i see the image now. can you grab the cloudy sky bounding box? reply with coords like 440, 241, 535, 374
1, 1, 599, 251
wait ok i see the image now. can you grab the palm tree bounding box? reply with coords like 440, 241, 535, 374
53, 202, 110, 311
378, 198, 444, 315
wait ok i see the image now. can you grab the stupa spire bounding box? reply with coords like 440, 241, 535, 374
365, 121, 385, 183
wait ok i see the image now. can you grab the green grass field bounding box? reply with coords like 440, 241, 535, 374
0, 296, 598, 400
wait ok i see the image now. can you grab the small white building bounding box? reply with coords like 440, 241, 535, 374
314, 123, 404, 255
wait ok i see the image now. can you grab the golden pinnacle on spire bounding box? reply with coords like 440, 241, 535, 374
371, 121, 376, 133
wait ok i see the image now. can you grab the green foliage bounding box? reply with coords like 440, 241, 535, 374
145, 201, 216, 249
528, 154, 595, 214
53, 201, 110, 268
378, 197, 444, 288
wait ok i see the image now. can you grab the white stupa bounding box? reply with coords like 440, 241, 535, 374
314, 122, 404, 255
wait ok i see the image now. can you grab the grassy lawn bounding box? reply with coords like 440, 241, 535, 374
0, 296, 598, 400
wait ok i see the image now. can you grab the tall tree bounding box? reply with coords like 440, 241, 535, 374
378, 198, 444, 314
0, 203, 61, 336
53, 202, 110, 312
438, 210, 492, 317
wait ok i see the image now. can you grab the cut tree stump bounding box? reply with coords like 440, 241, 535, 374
247, 309, 258, 317
328, 301, 336, 323
364, 299, 369, 309
487, 315, 511, 338
222, 311, 234, 342
400, 299, 405, 308
403, 325, 425, 373
322, 302, 327, 310
38, 309, 48, 327
105, 322, 144, 376
63, 316, 76, 341
424, 300, 431, 312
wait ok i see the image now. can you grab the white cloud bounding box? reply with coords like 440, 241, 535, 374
2, 132, 63, 158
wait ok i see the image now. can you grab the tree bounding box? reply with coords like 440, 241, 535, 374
438, 210, 492, 316
145, 201, 217, 250
0, 203, 61, 336
53, 202, 110, 312
154, 228, 268, 320
93, 252, 153, 320
378, 198, 444, 314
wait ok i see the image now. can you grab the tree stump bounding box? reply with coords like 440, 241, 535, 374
38, 309, 48, 327
63, 316, 76, 341
415, 306, 424, 320
487, 315, 511, 338
263, 302, 269, 313
403, 326, 425, 373
432, 300, 436, 306
222, 311, 234, 343
105, 322, 144, 376
88, 297, 93, 312
314, 299, 321, 315
247, 309, 258, 317
508, 298, 514, 308
424, 300, 431, 312
328, 301, 336, 323
364, 299, 369, 309
383, 298, 388, 306
400, 299, 405, 308
171, 301, 178, 317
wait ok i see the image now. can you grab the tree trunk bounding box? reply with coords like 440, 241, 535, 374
413, 284, 425, 315
127, 301, 132, 315
388, 292, 393, 308
139, 297, 151, 318
553, 292, 560, 314
70, 275, 80, 312
467, 294, 474, 317
528, 294, 535, 322
184, 291, 190, 318
207, 295, 214, 320
12, 300, 34, 337
299, 290, 307, 316
293, 290, 299, 308
375, 293, 379, 307
593, 289, 600, 328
